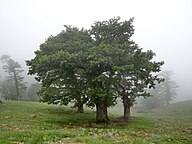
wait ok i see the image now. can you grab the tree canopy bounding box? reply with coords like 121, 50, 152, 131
26, 17, 164, 123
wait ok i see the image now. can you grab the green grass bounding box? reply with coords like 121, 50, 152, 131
0, 100, 192, 144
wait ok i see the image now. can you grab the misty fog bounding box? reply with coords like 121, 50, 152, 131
0, 0, 192, 102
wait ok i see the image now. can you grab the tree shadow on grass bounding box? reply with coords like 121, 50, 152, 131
45, 107, 96, 127
44, 106, 138, 129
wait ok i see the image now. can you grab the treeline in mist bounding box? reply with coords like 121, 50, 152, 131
0, 55, 40, 101
140, 70, 179, 109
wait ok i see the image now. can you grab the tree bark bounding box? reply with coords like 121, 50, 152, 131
123, 95, 131, 122
96, 102, 109, 123
77, 103, 84, 113
13, 70, 19, 101
165, 95, 170, 105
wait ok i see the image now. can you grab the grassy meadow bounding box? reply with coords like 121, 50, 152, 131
0, 100, 192, 144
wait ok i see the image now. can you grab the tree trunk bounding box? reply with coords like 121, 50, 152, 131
123, 95, 131, 122
77, 103, 84, 113
13, 70, 19, 101
96, 103, 109, 123
165, 95, 170, 105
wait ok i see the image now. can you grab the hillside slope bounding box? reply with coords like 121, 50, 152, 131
146, 99, 192, 118
0, 100, 192, 144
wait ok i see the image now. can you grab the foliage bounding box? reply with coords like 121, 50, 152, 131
0, 55, 27, 100
27, 26, 91, 107
89, 17, 164, 121
26, 17, 164, 122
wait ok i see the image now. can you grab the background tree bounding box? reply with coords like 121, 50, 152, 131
158, 70, 178, 105
0, 55, 27, 100
0, 80, 16, 100
0, 76, 3, 103
141, 70, 178, 109
26, 83, 41, 101
141, 84, 164, 109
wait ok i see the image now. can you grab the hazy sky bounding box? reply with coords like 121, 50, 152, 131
0, 0, 192, 101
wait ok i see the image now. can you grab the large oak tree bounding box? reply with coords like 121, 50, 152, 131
27, 17, 164, 123
90, 17, 164, 122
27, 26, 92, 112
